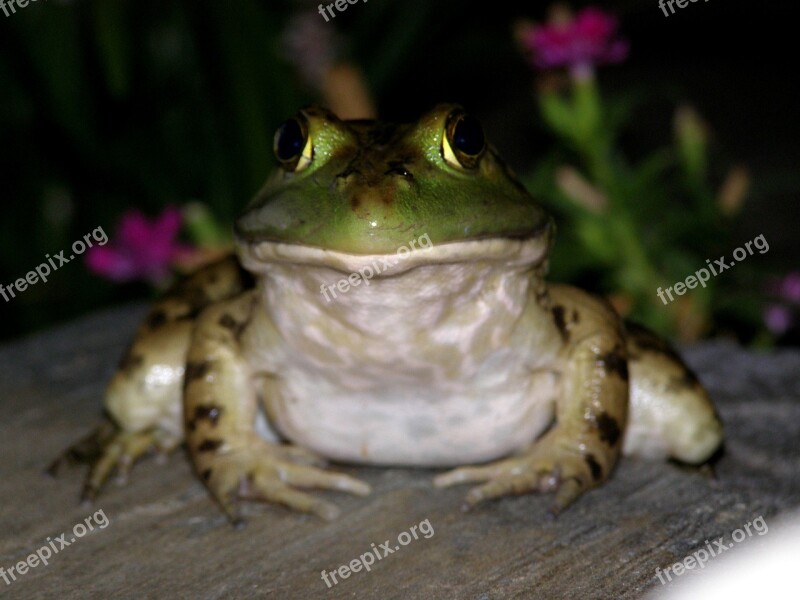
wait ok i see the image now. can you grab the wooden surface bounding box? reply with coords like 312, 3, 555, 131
1, 304, 799, 599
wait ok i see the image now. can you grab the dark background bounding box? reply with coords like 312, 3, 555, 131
0, 0, 797, 341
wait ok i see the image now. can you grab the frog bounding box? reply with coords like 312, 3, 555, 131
50, 105, 723, 526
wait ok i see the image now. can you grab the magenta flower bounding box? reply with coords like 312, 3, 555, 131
86, 207, 193, 284
779, 272, 800, 303
519, 7, 629, 77
763, 304, 793, 335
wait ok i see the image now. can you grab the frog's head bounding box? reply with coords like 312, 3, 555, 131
235, 104, 553, 273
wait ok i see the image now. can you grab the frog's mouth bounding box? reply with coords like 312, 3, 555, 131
236, 227, 553, 278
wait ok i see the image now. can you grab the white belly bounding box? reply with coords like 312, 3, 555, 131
248, 237, 559, 466
265, 356, 557, 466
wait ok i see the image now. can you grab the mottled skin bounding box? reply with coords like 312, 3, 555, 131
52, 105, 723, 525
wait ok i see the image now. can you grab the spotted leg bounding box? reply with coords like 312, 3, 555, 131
49, 256, 249, 501
184, 290, 370, 526
435, 284, 629, 515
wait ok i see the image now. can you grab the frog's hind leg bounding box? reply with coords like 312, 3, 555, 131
50, 255, 252, 501
622, 322, 723, 464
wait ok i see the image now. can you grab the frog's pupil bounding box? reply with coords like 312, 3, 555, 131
453, 116, 485, 157
276, 119, 305, 161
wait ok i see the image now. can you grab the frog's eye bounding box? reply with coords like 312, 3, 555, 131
274, 115, 312, 172
442, 110, 486, 170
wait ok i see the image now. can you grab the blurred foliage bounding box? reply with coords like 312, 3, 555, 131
524, 77, 747, 340
514, 6, 764, 342
0, 0, 791, 345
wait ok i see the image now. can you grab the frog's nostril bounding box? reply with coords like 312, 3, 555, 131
335, 166, 360, 180
384, 161, 412, 178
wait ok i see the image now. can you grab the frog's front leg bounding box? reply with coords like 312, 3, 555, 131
49, 256, 249, 500
184, 291, 370, 525
435, 284, 628, 515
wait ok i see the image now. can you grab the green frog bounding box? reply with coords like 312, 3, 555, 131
52, 105, 723, 526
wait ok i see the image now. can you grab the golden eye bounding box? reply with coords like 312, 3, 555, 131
273, 114, 312, 172
441, 110, 486, 170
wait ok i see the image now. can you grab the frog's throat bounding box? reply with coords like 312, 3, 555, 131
237, 234, 552, 278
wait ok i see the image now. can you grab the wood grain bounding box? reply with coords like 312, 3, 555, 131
0, 305, 798, 599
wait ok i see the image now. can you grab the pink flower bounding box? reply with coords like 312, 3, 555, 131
519, 7, 629, 77
763, 304, 793, 335
779, 272, 800, 303
86, 207, 193, 284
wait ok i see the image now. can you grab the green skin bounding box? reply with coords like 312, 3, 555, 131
53, 104, 723, 525
235, 105, 550, 253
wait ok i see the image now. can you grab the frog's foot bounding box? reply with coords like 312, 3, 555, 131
198, 439, 371, 526
47, 420, 118, 477
434, 435, 611, 516
48, 421, 180, 502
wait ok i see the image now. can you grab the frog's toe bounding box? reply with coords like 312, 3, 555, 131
203, 450, 371, 525
242, 476, 343, 521
434, 445, 602, 515
270, 444, 328, 468
434, 458, 555, 508
46, 420, 117, 477
434, 462, 524, 488
278, 462, 371, 496
49, 422, 176, 502
81, 428, 175, 502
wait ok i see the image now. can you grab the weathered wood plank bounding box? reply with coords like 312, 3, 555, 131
1, 305, 798, 599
